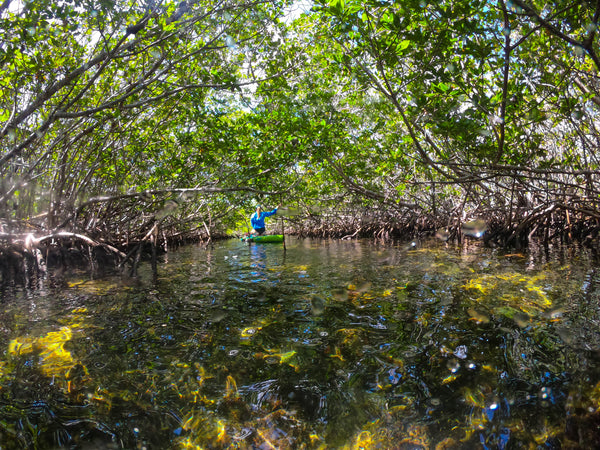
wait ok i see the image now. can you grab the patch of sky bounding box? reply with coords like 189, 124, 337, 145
282, 0, 313, 25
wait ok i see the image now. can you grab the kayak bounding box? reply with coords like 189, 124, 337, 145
241, 234, 284, 243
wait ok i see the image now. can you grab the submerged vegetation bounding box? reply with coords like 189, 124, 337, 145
1, 239, 600, 448
1, 0, 600, 275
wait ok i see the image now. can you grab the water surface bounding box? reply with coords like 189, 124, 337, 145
1, 238, 600, 448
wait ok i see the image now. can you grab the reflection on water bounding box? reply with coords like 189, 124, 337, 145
1, 238, 600, 448
249, 243, 268, 282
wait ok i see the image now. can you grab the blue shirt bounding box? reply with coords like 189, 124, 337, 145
251, 208, 277, 230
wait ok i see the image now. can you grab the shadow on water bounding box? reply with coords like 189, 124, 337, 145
1, 238, 600, 448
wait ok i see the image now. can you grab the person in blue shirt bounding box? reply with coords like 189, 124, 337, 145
251, 204, 280, 235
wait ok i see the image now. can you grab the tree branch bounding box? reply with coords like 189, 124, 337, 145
511, 0, 600, 70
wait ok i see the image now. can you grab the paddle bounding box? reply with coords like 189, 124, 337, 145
278, 199, 286, 251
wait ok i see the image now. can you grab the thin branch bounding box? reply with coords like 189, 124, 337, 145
511, 0, 600, 70
495, 0, 511, 164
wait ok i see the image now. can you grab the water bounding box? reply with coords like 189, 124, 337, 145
1, 238, 600, 448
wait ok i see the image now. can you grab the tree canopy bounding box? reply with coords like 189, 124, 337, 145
1, 0, 600, 263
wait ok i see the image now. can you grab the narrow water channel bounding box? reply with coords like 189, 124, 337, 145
1, 238, 600, 448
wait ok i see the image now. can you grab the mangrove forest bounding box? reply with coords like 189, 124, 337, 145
2, 0, 600, 274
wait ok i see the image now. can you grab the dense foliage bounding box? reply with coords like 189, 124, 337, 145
280, 0, 600, 243
1, 0, 600, 266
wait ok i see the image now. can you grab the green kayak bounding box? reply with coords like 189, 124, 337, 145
241, 234, 284, 243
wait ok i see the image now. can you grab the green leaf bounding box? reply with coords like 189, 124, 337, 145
396, 39, 410, 53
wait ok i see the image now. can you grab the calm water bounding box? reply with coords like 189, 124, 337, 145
1, 238, 600, 449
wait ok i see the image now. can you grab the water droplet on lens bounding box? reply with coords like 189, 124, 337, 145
513, 312, 530, 328
355, 281, 372, 293
467, 308, 490, 324
209, 309, 226, 323
462, 219, 488, 238
556, 326, 574, 344
310, 295, 325, 315
435, 228, 450, 241
226, 35, 236, 48
332, 288, 349, 301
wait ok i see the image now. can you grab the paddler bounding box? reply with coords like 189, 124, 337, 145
250, 204, 280, 235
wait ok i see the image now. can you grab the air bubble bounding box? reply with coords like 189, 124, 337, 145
447, 359, 460, 373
